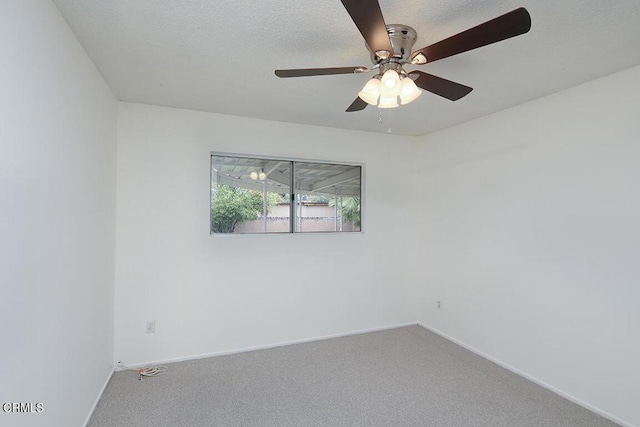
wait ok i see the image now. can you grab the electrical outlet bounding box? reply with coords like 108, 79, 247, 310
146, 320, 156, 334
437, 301, 441, 309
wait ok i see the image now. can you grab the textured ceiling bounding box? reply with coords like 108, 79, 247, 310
52, 0, 640, 136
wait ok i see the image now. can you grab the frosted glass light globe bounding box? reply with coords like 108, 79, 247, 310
378, 95, 399, 109
399, 77, 422, 105
358, 78, 381, 105
380, 70, 401, 98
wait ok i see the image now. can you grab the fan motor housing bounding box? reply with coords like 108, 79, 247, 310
367, 24, 417, 63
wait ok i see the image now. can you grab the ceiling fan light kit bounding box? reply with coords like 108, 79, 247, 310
358, 69, 422, 108
275, 1, 531, 113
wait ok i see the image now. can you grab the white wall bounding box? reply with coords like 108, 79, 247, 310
0, 1, 117, 426
114, 103, 420, 365
415, 65, 640, 426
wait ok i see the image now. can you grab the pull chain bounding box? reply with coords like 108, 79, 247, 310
377, 109, 391, 133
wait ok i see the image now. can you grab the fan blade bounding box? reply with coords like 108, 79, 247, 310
341, 0, 393, 57
275, 67, 367, 78
409, 71, 473, 101
411, 8, 531, 64
346, 97, 368, 112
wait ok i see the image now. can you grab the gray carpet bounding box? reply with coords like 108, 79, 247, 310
88, 326, 617, 426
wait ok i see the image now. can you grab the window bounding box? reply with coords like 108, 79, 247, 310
211, 154, 362, 234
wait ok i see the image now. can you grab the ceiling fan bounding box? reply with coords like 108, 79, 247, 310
275, 1, 531, 112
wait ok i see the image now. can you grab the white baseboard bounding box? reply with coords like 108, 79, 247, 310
417, 322, 634, 427
116, 321, 418, 369
83, 367, 114, 427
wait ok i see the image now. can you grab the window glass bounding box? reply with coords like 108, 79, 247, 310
211, 155, 291, 233
294, 162, 361, 233
211, 154, 361, 234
